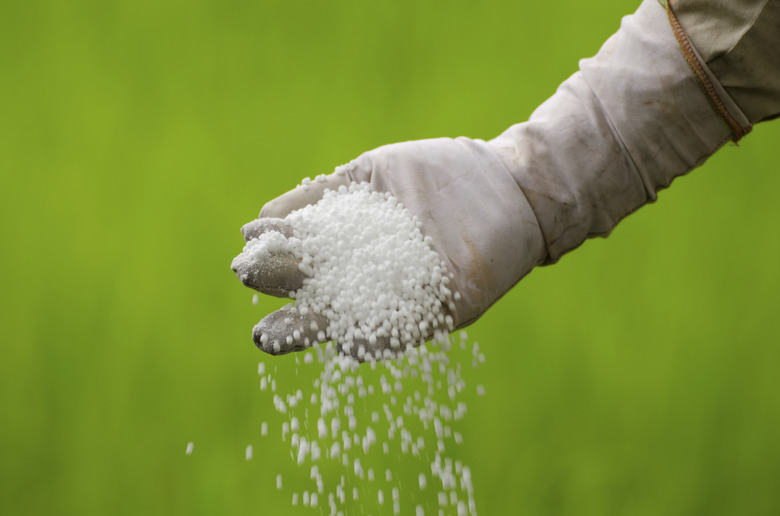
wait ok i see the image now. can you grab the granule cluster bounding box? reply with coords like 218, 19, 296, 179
239, 182, 455, 359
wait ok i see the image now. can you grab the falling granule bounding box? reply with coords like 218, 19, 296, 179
261, 422, 268, 436
185, 442, 194, 455
253, 293, 259, 306
246, 445, 253, 460
476, 385, 485, 396
258, 335, 482, 515
239, 182, 483, 515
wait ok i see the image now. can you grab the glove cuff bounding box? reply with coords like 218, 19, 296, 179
664, 1, 752, 141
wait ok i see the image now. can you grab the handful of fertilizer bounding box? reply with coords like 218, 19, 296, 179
231, 181, 456, 361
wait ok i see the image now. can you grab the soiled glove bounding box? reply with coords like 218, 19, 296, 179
233, 0, 752, 356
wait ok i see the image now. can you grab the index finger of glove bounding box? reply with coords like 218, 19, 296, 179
260, 172, 351, 219
241, 218, 295, 243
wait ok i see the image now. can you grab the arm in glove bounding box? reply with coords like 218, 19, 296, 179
232, 0, 778, 356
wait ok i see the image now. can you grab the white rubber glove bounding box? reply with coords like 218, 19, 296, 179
233, 0, 748, 356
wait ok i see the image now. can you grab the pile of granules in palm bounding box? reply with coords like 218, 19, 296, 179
235, 181, 456, 359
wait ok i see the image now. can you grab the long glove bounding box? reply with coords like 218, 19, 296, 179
232, 0, 754, 356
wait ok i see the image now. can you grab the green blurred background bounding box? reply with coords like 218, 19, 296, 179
2, 0, 779, 514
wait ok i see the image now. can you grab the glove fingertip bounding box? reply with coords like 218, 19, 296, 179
253, 307, 330, 356
231, 251, 304, 297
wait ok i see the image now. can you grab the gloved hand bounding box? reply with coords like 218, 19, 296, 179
233, 137, 548, 355
233, 0, 750, 356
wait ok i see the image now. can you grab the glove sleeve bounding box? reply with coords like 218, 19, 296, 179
488, 0, 747, 263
